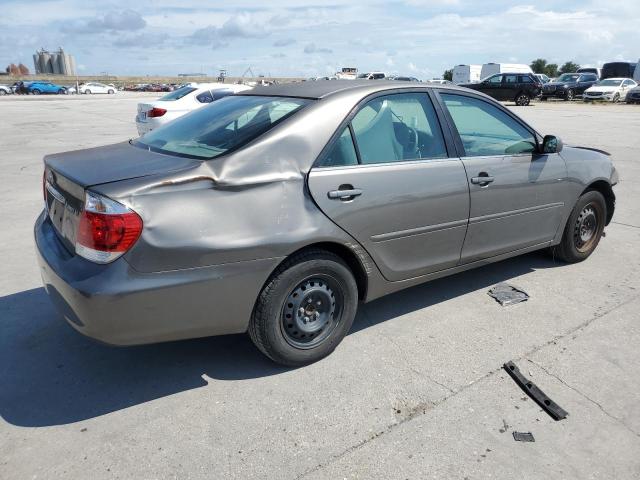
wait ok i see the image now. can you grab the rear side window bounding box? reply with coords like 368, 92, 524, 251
321, 128, 358, 167
519, 75, 533, 83
350, 93, 447, 164
504, 75, 518, 83
159, 86, 197, 101
135, 96, 310, 159
196, 91, 214, 103
442, 94, 536, 156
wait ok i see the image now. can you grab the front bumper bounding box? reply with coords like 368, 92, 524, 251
35, 212, 283, 346
541, 88, 570, 99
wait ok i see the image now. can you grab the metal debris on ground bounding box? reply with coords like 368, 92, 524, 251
504, 361, 569, 421
488, 283, 529, 306
512, 431, 535, 442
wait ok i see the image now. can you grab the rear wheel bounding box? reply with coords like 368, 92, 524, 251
552, 190, 606, 263
57, 89, 65, 95
565, 89, 574, 101
515, 93, 530, 106
0, 90, 5, 96
31, 89, 41, 95
249, 250, 358, 366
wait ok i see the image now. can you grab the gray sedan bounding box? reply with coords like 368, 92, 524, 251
36, 81, 618, 366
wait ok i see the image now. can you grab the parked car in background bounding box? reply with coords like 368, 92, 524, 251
79, 82, 116, 94
36, 80, 618, 366
0, 84, 12, 95
583, 78, 638, 102
635, 59, 640, 82
335, 67, 358, 80
540, 73, 599, 101
480, 63, 533, 80
26, 81, 66, 95
534, 73, 551, 84
390, 76, 421, 82
453, 64, 482, 84
577, 67, 602, 79
357, 72, 386, 80
460, 72, 542, 105
601, 62, 636, 80
625, 85, 640, 104
135, 82, 252, 135
427, 79, 452, 84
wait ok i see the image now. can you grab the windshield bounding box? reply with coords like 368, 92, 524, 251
134, 95, 311, 159
558, 74, 580, 82
597, 79, 623, 87
159, 86, 197, 101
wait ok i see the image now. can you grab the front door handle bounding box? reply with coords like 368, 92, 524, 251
328, 187, 363, 200
470, 174, 495, 186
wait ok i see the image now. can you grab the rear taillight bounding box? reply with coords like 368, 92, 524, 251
75, 191, 143, 264
147, 107, 167, 118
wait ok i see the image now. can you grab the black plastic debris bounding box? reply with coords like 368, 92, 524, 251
513, 431, 535, 442
504, 361, 569, 421
488, 283, 529, 306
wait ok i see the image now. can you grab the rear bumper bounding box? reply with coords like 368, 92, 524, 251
35, 211, 283, 346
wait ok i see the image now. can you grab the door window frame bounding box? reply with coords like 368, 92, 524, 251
313, 88, 459, 169
431, 89, 543, 158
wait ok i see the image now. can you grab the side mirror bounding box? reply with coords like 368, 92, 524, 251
541, 135, 563, 154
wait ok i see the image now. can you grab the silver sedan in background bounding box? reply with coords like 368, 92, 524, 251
36, 81, 617, 366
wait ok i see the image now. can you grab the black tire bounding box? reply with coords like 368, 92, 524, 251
0, 90, 6, 96
249, 249, 358, 366
540, 96, 548, 101
515, 93, 530, 106
57, 89, 65, 95
565, 89, 574, 101
32, 89, 41, 95
552, 190, 606, 263
613, 93, 620, 103
85, 89, 92, 94
108, 89, 115, 94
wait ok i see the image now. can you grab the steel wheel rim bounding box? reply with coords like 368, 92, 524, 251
281, 275, 343, 349
573, 202, 602, 252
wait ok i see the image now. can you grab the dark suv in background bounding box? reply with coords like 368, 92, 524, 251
541, 73, 599, 101
459, 73, 542, 106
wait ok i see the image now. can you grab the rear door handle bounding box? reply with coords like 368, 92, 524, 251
470, 175, 495, 185
328, 188, 363, 200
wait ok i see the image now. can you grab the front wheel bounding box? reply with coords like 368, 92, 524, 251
108, 89, 115, 94
552, 190, 606, 263
249, 250, 358, 366
515, 93, 530, 106
85, 89, 92, 94
613, 93, 620, 103
565, 89, 574, 101
31, 89, 41, 95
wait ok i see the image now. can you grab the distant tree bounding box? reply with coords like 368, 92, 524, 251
443, 69, 453, 81
530, 58, 548, 73
18, 63, 30, 75
6, 63, 20, 75
559, 61, 581, 74
545, 63, 559, 78
530, 59, 558, 78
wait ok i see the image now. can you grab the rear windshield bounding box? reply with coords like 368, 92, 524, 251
159, 86, 197, 101
134, 95, 311, 159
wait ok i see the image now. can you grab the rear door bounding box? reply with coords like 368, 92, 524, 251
308, 91, 470, 281
436, 91, 567, 263
502, 74, 520, 101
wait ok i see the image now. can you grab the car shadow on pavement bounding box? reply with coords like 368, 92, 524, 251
0, 251, 560, 427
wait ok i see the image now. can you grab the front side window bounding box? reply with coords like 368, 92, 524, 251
350, 93, 447, 164
487, 75, 503, 84
135, 95, 310, 159
442, 94, 536, 157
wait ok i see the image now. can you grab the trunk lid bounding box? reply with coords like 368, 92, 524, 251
44, 141, 201, 188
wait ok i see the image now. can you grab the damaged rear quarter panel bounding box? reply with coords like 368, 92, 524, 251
95, 94, 376, 274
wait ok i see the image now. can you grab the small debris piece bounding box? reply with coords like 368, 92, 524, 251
504, 361, 569, 421
488, 283, 529, 306
513, 431, 535, 442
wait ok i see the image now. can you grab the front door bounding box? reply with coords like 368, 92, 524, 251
308, 91, 469, 281
438, 92, 568, 263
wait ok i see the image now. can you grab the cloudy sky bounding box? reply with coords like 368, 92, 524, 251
0, 0, 638, 78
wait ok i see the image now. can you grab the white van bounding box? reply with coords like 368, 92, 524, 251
480, 63, 533, 80
452, 64, 482, 84
577, 67, 602, 79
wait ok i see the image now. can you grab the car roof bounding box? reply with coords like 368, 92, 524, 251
239, 79, 467, 100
